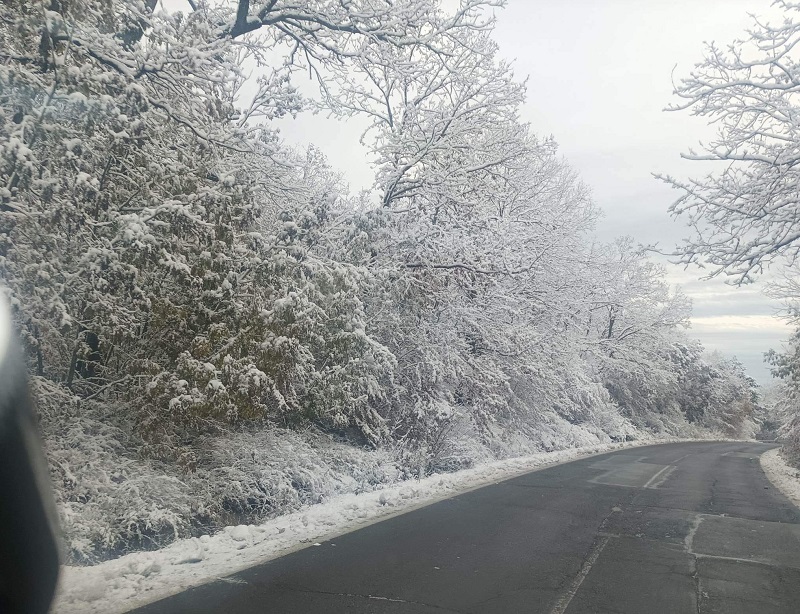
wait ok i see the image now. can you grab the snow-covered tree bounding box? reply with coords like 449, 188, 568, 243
1, 0, 755, 562
2, 0, 491, 449
662, 1, 800, 284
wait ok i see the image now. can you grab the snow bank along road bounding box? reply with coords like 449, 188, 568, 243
130, 442, 800, 614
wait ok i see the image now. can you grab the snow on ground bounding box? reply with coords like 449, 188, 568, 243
760, 447, 800, 509
52, 437, 708, 614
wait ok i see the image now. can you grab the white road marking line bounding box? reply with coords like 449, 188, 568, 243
548, 536, 610, 614
643, 465, 673, 489
645, 465, 677, 489
367, 595, 408, 603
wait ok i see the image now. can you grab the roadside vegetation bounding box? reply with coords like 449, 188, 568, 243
1, 0, 760, 563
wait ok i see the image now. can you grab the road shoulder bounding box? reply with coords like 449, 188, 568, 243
761, 448, 800, 509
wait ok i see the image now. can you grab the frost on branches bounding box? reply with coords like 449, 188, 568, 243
1, 0, 758, 562
663, 1, 800, 462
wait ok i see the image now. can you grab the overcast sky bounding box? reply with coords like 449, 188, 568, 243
266, 0, 794, 385
488, 0, 794, 385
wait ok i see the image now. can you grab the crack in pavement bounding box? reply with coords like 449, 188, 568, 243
548, 502, 627, 614
548, 535, 610, 614
684, 514, 704, 614
708, 478, 718, 512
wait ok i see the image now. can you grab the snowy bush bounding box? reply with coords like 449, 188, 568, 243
35, 377, 407, 563
191, 428, 402, 526
34, 378, 196, 563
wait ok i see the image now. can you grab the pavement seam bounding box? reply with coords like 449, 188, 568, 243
693, 553, 794, 567
690, 554, 702, 614
547, 535, 611, 614
684, 514, 704, 614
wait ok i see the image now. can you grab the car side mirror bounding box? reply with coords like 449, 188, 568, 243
0, 296, 60, 613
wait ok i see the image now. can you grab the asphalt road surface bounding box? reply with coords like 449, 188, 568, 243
130, 441, 800, 614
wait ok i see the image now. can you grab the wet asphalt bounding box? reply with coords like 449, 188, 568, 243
129, 441, 800, 613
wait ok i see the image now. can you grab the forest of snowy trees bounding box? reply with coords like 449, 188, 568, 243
0, 0, 760, 563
